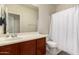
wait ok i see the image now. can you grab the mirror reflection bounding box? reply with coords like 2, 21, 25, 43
0, 4, 38, 34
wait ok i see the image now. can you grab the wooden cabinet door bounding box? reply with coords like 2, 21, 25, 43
36, 37, 46, 55
0, 44, 19, 55
19, 40, 36, 55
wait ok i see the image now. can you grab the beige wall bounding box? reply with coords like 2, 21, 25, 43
55, 4, 74, 12
6, 4, 38, 33
34, 4, 56, 34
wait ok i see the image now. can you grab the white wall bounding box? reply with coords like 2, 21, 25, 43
6, 4, 38, 33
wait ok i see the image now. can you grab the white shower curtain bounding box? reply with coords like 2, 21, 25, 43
49, 5, 79, 55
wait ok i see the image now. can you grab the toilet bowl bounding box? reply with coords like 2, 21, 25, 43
46, 41, 61, 55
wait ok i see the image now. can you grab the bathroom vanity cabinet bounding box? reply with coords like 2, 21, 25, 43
0, 37, 46, 55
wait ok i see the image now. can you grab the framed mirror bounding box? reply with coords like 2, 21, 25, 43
0, 4, 38, 34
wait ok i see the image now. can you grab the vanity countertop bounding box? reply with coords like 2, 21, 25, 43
0, 32, 47, 46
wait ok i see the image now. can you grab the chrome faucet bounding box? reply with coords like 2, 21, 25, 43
6, 33, 17, 38
11, 33, 17, 37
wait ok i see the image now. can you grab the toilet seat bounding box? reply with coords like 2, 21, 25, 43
47, 41, 57, 48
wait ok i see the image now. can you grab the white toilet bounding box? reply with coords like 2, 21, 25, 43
46, 41, 61, 55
